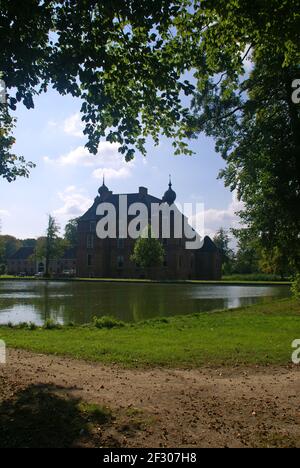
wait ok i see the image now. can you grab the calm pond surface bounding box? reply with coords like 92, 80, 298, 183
0, 280, 291, 326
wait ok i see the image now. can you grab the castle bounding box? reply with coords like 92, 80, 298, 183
76, 180, 222, 280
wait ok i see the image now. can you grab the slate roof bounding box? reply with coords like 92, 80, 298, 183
80, 191, 162, 221
9, 247, 77, 261
200, 236, 219, 252
8, 247, 34, 260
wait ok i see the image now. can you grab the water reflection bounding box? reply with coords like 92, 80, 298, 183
0, 281, 291, 325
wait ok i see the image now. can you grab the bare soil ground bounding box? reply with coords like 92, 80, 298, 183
0, 349, 299, 448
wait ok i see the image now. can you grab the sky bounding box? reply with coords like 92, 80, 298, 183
0, 87, 243, 241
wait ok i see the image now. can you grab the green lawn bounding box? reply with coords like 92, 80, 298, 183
1, 298, 299, 367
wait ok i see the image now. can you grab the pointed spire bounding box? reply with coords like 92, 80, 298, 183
162, 175, 176, 205
98, 173, 109, 198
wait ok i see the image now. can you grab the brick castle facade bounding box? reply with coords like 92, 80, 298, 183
77, 180, 222, 280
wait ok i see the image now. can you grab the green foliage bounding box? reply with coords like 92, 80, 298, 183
13, 322, 39, 331
0, 235, 22, 262
222, 274, 287, 283
64, 218, 79, 248
93, 316, 125, 330
131, 230, 165, 270
259, 247, 293, 279
0, 105, 35, 181
291, 275, 300, 300
193, 48, 300, 271
36, 216, 66, 277
0, 235, 38, 271
2, 1, 298, 172
232, 229, 260, 275
43, 319, 62, 330
17, 322, 31, 330
213, 228, 234, 275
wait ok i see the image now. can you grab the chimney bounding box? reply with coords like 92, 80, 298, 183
139, 187, 148, 196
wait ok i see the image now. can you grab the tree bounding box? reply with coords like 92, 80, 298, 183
259, 247, 292, 280
36, 216, 65, 277
192, 20, 300, 270
64, 218, 79, 248
131, 229, 165, 276
232, 229, 260, 275
0, 234, 22, 274
1, 1, 298, 172
213, 228, 234, 275
0, 235, 22, 259
0, 104, 35, 182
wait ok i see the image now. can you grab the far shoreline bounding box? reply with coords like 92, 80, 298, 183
0, 276, 291, 287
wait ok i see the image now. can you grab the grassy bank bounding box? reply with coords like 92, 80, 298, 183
222, 273, 290, 282
0, 275, 291, 286
0, 298, 299, 367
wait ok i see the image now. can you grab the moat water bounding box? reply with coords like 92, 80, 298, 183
0, 280, 291, 325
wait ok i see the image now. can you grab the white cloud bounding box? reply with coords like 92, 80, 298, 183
63, 112, 84, 138
190, 192, 244, 239
57, 145, 94, 167
92, 167, 131, 181
53, 186, 92, 223
44, 141, 134, 181
0, 209, 9, 217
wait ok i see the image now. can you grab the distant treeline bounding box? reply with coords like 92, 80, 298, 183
213, 228, 295, 280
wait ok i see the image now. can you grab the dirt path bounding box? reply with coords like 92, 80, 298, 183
0, 349, 299, 448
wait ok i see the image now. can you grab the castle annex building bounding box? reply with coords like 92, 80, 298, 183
77, 180, 222, 280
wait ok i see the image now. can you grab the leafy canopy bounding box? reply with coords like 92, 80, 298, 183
1, 0, 299, 170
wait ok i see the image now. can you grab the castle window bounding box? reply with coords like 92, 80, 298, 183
87, 254, 92, 267
117, 238, 125, 249
117, 256, 124, 268
87, 234, 94, 249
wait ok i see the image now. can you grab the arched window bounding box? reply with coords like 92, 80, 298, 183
117, 256, 124, 268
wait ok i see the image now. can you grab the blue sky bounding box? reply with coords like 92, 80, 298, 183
0, 87, 242, 240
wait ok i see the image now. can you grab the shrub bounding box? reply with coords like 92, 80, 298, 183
18, 322, 30, 329
291, 274, 300, 300
28, 322, 38, 331
43, 318, 62, 330
93, 316, 125, 329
